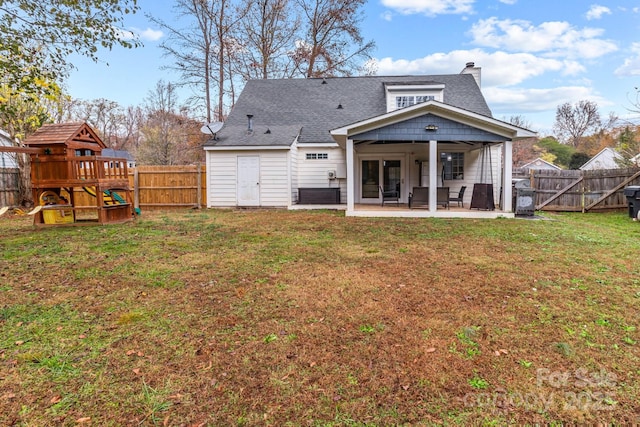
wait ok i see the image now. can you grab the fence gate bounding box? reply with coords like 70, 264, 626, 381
528, 167, 640, 212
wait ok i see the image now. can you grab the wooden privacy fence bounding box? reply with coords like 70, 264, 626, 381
132, 165, 206, 210
70, 165, 207, 211
0, 168, 19, 207
516, 167, 640, 212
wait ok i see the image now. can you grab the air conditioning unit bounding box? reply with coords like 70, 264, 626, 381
327, 170, 336, 179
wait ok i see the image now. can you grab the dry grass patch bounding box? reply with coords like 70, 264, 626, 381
1, 209, 639, 425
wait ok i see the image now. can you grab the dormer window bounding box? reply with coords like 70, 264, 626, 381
395, 95, 435, 109
384, 82, 444, 112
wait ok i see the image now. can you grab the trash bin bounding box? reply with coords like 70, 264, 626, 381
514, 179, 535, 216
623, 185, 640, 220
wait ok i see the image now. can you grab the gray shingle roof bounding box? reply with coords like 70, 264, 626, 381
206, 74, 492, 147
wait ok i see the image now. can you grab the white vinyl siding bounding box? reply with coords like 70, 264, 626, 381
206, 150, 290, 207
259, 152, 290, 206
0, 141, 18, 169
455, 145, 503, 206
289, 142, 299, 203
297, 147, 346, 203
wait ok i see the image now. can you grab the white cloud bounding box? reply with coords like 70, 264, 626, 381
498, 0, 517, 4
585, 5, 612, 20
615, 42, 640, 76
134, 27, 164, 42
380, 0, 475, 16
372, 49, 602, 125
468, 17, 617, 59
374, 49, 584, 87
484, 86, 609, 113
381, 11, 394, 21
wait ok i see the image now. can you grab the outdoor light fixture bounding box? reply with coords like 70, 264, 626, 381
425, 124, 438, 131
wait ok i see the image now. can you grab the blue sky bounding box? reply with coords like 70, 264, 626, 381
66, 0, 640, 135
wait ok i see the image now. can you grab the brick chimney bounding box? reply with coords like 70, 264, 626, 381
460, 62, 481, 88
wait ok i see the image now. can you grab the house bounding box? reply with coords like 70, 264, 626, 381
102, 148, 136, 169
0, 129, 18, 169
517, 157, 562, 174
204, 63, 536, 218
579, 147, 624, 171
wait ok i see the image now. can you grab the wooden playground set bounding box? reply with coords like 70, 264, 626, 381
0, 122, 135, 226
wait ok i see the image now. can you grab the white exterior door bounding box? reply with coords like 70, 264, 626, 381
237, 156, 260, 206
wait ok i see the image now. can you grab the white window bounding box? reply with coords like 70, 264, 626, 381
396, 96, 413, 108
395, 95, 435, 109
441, 152, 464, 180
415, 95, 435, 103
306, 153, 328, 160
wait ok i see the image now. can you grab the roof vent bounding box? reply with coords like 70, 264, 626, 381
466, 62, 475, 68
337, 103, 343, 109
264, 128, 271, 134
321, 78, 327, 84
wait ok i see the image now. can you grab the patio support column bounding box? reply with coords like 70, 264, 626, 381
502, 140, 513, 212
346, 138, 355, 213
429, 139, 438, 211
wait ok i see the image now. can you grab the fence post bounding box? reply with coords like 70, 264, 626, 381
134, 168, 140, 212
197, 164, 202, 209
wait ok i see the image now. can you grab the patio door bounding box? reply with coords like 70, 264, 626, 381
360, 158, 403, 203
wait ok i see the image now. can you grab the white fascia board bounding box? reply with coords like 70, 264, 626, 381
386, 84, 445, 92
203, 145, 291, 151
297, 142, 340, 148
331, 100, 537, 144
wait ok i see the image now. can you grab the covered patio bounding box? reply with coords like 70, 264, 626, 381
330, 100, 536, 218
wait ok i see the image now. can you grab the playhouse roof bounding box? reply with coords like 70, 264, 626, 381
24, 122, 106, 151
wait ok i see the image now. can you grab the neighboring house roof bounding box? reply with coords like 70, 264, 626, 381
579, 147, 624, 170
206, 74, 492, 147
519, 157, 561, 171
102, 148, 135, 162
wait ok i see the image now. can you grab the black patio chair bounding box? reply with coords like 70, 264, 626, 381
379, 185, 399, 207
449, 186, 466, 207
437, 187, 450, 209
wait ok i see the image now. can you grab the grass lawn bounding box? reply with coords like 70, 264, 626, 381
0, 209, 639, 425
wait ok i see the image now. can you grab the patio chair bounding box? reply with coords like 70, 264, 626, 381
449, 186, 466, 207
379, 185, 399, 207
437, 187, 450, 209
408, 187, 429, 208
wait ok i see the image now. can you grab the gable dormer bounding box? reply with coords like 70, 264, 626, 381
384, 81, 445, 113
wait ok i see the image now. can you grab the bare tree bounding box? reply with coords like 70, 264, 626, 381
291, 0, 374, 78
72, 99, 124, 146
150, 0, 246, 122
615, 126, 640, 166
506, 114, 532, 130
137, 81, 183, 165
553, 100, 602, 147
118, 106, 144, 152
149, 0, 216, 122
234, 0, 299, 80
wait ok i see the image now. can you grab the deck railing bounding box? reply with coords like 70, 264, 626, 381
71, 156, 129, 181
